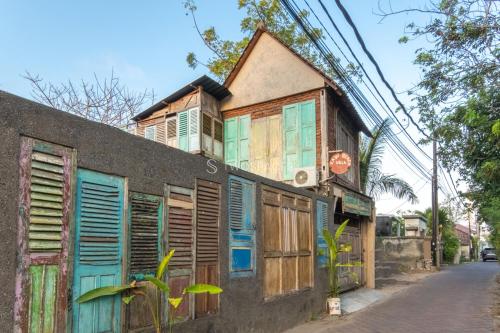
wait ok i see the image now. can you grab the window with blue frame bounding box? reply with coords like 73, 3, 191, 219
228, 175, 256, 277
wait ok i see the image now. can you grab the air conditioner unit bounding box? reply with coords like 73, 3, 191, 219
293, 167, 318, 188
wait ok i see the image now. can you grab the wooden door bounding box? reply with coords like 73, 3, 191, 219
72, 169, 125, 333
14, 138, 75, 333
337, 226, 362, 292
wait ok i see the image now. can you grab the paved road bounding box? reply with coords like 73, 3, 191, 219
330, 262, 499, 333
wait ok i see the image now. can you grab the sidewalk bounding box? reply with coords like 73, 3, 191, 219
284, 271, 435, 333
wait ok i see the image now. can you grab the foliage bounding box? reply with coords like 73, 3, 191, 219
417, 207, 460, 263
381, 0, 499, 252
24, 71, 154, 127
77, 250, 222, 333
322, 219, 362, 298
360, 118, 418, 203
183, 0, 355, 81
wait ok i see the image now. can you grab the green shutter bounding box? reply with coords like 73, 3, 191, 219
283, 104, 299, 180
189, 108, 200, 152
300, 100, 316, 168
224, 118, 238, 167
178, 111, 189, 152
239, 115, 250, 171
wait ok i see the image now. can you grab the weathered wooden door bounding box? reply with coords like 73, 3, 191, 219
72, 169, 125, 333
14, 138, 75, 333
250, 115, 282, 180
337, 226, 362, 292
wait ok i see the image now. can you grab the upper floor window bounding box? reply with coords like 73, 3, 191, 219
145, 125, 156, 141
336, 125, 355, 183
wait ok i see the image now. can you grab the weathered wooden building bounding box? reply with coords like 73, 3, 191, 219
134, 27, 375, 291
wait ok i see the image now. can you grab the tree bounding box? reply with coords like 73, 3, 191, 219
360, 118, 418, 203
183, 0, 353, 81
24, 71, 154, 127
379, 0, 499, 252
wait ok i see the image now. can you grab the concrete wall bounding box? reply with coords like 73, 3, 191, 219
375, 237, 432, 279
0, 91, 339, 333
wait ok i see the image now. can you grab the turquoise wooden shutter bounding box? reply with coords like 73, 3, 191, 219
229, 176, 256, 277
224, 118, 238, 167
283, 104, 299, 179
178, 111, 189, 152
316, 200, 328, 267
72, 169, 124, 333
238, 115, 250, 171
189, 107, 200, 152
299, 100, 316, 168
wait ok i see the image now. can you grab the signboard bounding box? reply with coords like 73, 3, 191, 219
329, 152, 351, 175
343, 192, 372, 217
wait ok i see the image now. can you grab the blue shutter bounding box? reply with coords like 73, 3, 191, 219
224, 118, 238, 167
283, 104, 299, 180
178, 111, 189, 152
316, 200, 328, 268
299, 100, 316, 168
229, 176, 256, 277
238, 115, 250, 171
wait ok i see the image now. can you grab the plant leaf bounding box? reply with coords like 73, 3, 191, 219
338, 243, 352, 253
168, 297, 183, 309
122, 295, 136, 305
145, 275, 170, 293
184, 284, 223, 295
77, 285, 135, 304
334, 219, 349, 241
156, 249, 175, 279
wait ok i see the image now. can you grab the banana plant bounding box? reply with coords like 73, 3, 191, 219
76, 249, 222, 333
323, 219, 362, 298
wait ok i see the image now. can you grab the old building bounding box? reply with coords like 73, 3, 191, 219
454, 224, 471, 260
403, 214, 428, 237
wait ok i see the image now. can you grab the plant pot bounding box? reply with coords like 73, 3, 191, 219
327, 297, 341, 315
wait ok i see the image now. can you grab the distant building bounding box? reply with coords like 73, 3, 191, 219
454, 224, 471, 260
403, 215, 427, 237
376, 214, 398, 236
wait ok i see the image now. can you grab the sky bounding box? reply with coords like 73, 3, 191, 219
0, 0, 467, 219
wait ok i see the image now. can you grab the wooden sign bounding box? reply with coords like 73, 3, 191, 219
329, 152, 351, 174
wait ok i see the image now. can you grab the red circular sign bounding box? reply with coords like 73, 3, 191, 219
329, 152, 352, 174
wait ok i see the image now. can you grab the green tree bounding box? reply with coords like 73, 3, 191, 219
183, 0, 357, 81
360, 119, 418, 203
382, 0, 499, 249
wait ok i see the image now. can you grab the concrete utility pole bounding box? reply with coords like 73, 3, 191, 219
432, 139, 440, 268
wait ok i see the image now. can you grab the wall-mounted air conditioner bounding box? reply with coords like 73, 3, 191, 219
292, 167, 318, 187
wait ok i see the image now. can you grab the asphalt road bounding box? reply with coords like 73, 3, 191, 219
329, 262, 499, 333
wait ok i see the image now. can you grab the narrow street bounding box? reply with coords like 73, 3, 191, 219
329, 262, 499, 333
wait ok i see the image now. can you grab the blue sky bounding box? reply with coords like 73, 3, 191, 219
0, 0, 464, 217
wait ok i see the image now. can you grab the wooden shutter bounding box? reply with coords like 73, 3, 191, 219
195, 179, 220, 317
202, 113, 213, 154
224, 116, 250, 170
229, 176, 256, 277
178, 111, 189, 152
250, 115, 283, 180
15, 138, 74, 333
166, 117, 177, 148
145, 125, 156, 141
250, 117, 268, 177
268, 115, 283, 180
188, 107, 200, 152
283, 104, 299, 180
72, 169, 125, 332
224, 118, 238, 167
238, 115, 250, 171
299, 100, 316, 168
213, 119, 223, 160
167, 185, 194, 321
316, 200, 328, 268
262, 187, 282, 298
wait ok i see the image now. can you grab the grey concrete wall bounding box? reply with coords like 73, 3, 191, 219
0, 91, 335, 333
375, 237, 432, 278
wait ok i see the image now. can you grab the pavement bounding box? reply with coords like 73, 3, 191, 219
285, 262, 499, 333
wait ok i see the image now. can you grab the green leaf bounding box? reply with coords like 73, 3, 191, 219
184, 284, 223, 295
122, 295, 136, 305
336, 261, 363, 267
334, 219, 349, 241
77, 284, 135, 304
156, 249, 175, 279
145, 275, 170, 293
168, 297, 183, 309
338, 243, 352, 253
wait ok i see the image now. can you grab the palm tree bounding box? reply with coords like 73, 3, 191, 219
360, 119, 418, 204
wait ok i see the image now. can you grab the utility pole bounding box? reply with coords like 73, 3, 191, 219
467, 206, 473, 261
432, 138, 440, 268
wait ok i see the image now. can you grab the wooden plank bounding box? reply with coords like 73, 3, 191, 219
264, 258, 281, 298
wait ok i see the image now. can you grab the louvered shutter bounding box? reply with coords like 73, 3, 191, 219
177, 111, 189, 152
167, 186, 194, 321
15, 138, 74, 333
129, 193, 162, 279
238, 115, 250, 171
299, 100, 316, 168
283, 104, 299, 180
166, 117, 177, 148
145, 125, 156, 141
202, 113, 213, 154
250, 117, 268, 177
72, 169, 124, 332
316, 200, 328, 268
229, 176, 256, 277
188, 107, 200, 152
213, 119, 223, 160
224, 118, 238, 167
195, 179, 220, 317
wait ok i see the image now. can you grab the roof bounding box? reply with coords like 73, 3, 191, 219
133, 75, 230, 121
223, 26, 371, 137
454, 224, 470, 234
403, 214, 428, 222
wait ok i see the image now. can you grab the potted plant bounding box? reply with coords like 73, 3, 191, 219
322, 219, 362, 315
76, 250, 222, 333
